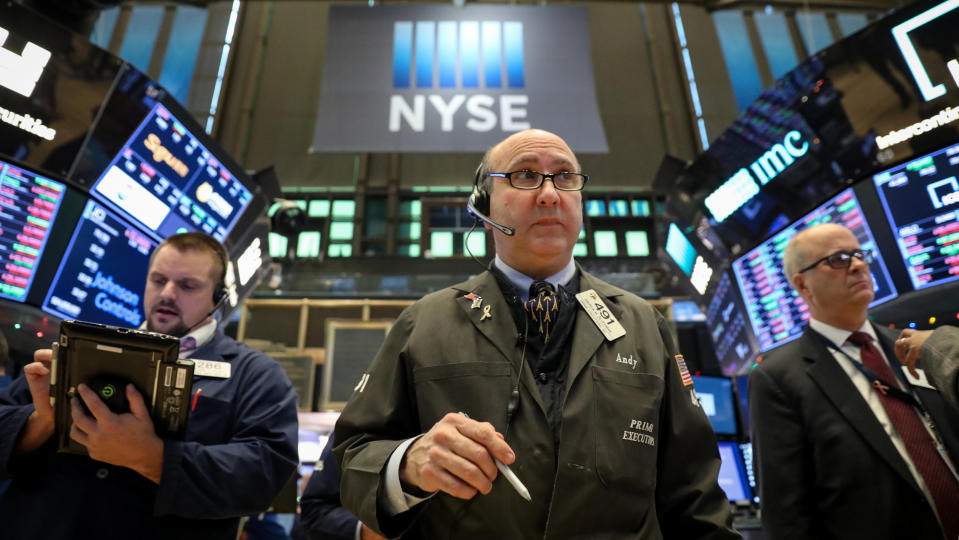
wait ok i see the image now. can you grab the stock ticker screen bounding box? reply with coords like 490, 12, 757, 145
91, 103, 252, 242
42, 200, 156, 328
732, 188, 898, 352
0, 162, 65, 302
705, 272, 757, 375
873, 143, 959, 290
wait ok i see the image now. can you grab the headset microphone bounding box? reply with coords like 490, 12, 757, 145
467, 194, 514, 236
183, 286, 229, 335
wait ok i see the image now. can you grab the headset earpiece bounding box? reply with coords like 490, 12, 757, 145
212, 286, 227, 306
466, 168, 515, 236
470, 170, 491, 217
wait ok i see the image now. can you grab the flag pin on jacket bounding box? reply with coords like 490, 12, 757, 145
465, 293, 483, 309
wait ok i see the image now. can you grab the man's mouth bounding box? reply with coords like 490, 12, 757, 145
153, 306, 180, 318
532, 217, 562, 226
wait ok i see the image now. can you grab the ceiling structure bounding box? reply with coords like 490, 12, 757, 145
132, 0, 910, 13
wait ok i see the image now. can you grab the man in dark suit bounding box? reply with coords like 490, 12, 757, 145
749, 223, 959, 540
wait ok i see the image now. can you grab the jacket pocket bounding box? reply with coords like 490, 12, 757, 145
412, 362, 512, 433
186, 395, 232, 444
591, 365, 664, 494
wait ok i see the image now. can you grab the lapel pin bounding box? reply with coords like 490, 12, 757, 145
465, 293, 483, 309
481, 304, 492, 321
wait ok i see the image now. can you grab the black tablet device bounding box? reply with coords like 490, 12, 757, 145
51, 320, 194, 455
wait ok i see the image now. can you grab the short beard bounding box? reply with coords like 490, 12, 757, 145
147, 318, 191, 337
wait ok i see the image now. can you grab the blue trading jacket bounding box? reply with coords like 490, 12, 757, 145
0, 329, 298, 540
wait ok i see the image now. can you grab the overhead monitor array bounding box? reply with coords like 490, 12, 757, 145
0, 2, 268, 328
661, 0, 959, 373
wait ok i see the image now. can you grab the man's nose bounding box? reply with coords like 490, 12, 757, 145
158, 281, 177, 298
536, 179, 561, 206
849, 255, 868, 273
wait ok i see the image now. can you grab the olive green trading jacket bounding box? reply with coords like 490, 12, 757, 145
334, 268, 740, 540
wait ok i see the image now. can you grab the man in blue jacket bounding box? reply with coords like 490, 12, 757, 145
293, 436, 386, 540
0, 232, 299, 540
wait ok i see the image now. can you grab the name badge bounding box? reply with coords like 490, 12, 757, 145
575, 289, 626, 342
193, 359, 232, 379
904, 367, 937, 391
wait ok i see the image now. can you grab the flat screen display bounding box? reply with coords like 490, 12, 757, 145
666, 222, 714, 296
717, 440, 752, 502
691, 375, 738, 436
42, 200, 155, 327
0, 3, 123, 179
669, 0, 959, 256
90, 103, 252, 242
873, 142, 959, 290
732, 188, 898, 352
705, 271, 758, 375
0, 161, 66, 301
666, 223, 697, 276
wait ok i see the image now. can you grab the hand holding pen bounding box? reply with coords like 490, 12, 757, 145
398, 411, 531, 502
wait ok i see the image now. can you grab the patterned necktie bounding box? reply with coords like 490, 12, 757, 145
525, 281, 559, 343
179, 336, 197, 354
847, 331, 959, 540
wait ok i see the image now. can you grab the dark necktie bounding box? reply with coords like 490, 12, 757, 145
847, 331, 959, 540
525, 281, 559, 343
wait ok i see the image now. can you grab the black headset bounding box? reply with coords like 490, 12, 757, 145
467, 168, 515, 236
210, 250, 229, 308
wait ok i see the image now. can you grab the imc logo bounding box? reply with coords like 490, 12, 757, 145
704, 130, 809, 222
389, 20, 531, 133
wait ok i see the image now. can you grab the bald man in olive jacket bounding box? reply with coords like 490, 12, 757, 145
333, 130, 738, 539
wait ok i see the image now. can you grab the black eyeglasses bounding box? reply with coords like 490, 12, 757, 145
797, 249, 873, 274
488, 170, 589, 191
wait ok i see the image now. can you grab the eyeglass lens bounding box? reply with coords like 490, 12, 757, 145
509, 171, 585, 190
825, 250, 869, 268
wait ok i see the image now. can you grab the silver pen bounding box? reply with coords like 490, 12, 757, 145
458, 412, 531, 501
494, 456, 531, 501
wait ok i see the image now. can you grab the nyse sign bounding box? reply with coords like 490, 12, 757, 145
389, 95, 529, 132
389, 20, 530, 133
312, 5, 607, 153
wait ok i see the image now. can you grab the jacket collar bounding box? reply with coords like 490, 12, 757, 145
191, 328, 239, 360
800, 324, 924, 494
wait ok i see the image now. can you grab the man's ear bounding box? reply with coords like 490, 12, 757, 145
791, 273, 808, 296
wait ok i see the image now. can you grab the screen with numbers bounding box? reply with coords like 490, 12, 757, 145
873, 142, 959, 290
705, 271, 758, 375
732, 188, 898, 352
90, 103, 253, 242
0, 161, 66, 302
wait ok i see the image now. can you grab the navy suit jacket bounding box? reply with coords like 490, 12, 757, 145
749, 324, 959, 540
293, 436, 358, 540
